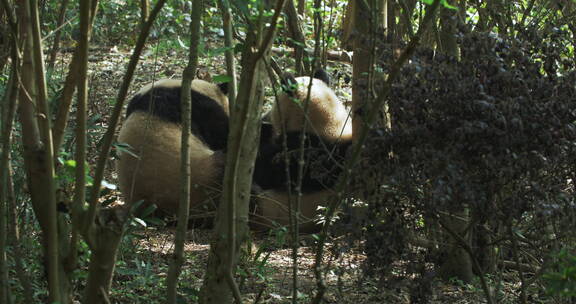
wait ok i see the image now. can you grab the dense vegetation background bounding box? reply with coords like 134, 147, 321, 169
0, 0, 575, 303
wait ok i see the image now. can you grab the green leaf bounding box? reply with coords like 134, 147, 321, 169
441, 0, 457, 9
114, 142, 140, 159
64, 159, 77, 168
213, 74, 233, 84
133, 217, 147, 227
177, 36, 189, 50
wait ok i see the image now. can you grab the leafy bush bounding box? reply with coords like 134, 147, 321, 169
354, 29, 576, 291
544, 249, 576, 297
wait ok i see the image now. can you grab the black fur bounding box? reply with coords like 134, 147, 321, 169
259, 122, 274, 146
280, 69, 331, 96
313, 69, 330, 86
253, 132, 350, 193
255, 69, 346, 194
126, 85, 229, 151
218, 82, 229, 95
280, 73, 298, 95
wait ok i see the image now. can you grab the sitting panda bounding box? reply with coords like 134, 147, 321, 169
253, 69, 353, 231
116, 79, 229, 216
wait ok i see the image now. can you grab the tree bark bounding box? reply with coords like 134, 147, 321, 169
20, 0, 64, 301
200, 1, 285, 303
80, 1, 168, 302
438, 209, 474, 283
82, 213, 125, 304
0, 45, 19, 304
340, 1, 354, 51
47, 0, 69, 70
297, 0, 304, 16
140, 0, 149, 27
217, 0, 237, 109
352, 0, 373, 142
52, 0, 99, 156
438, 4, 458, 57
284, 0, 307, 74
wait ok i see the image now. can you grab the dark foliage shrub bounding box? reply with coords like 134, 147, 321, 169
354, 30, 576, 286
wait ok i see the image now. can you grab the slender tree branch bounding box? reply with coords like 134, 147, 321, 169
52, 0, 99, 156
0, 45, 20, 304
66, 0, 92, 276
255, 0, 287, 60
83, 0, 167, 238
166, 0, 203, 302
47, 0, 70, 70
217, 0, 237, 110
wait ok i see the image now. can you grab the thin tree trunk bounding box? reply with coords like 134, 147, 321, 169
64, 0, 91, 287
388, 0, 397, 41
437, 209, 474, 283
47, 0, 69, 70
52, 0, 99, 156
81, 1, 168, 302
7, 162, 35, 304
436, 2, 475, 286
438, 4, 458, 57
200, 1, 285, 303
284, 0, 307, 74
352, 0, 373, 142
23, 0, 64, 301
297, 0, 304, 16
140, 0, 149, 27
83, 0, 166, 232
378, 0, 388, 31
340, 1, 355, 51
2, 28, 30, 300
82, 220, 125, 304
0, 46, 19, 304
166, 0, 203, 302
217, 0, 237, 109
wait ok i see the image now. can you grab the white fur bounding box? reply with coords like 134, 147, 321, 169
117, 78, 229, 214
270, 76, 352, 142
117, 112, 223, 213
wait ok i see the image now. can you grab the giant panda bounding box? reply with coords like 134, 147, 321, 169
116, 78, 229, 216
253, 69, 353, 231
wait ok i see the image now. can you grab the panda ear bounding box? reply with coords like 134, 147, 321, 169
217, 82, 229, 95
280, 73, 298, 95
313, 69, 330, 87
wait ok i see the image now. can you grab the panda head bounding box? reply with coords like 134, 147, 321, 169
270, 69, 352, 142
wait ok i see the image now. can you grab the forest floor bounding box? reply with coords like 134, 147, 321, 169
56, 40, 557, 303
109, 227, 534, 304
